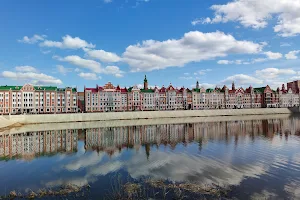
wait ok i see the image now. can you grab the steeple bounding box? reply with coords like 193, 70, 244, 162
232, 81, 235, 91
196, 80, 199, 89
144, 75, 148, 90
282, 83, 286, 91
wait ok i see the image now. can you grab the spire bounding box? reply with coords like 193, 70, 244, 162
196, 80, 199, 89
232, 81, 235, 91
144, 75, 148, 90
282, 83, 285, 91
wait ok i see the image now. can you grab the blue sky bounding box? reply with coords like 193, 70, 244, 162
1, 0, 300, 91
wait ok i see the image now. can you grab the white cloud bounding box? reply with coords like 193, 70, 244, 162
102, 66, 124, 77
15, 66, 37, 72
18, 34, 46, 44
217, 60, 243, 65
285, 50, 300, 60
179, 76, 193, 80
104, 0, 112, 3
217, 60, 230, 65
222, 74, 263, 85
252, 58, 267, 63
74, 68, 81, 72
40, 35, 95, 49
56, 65, 72, 75
1, 71, 62, 85
123, 31, 262, 72
85, 49, 121, 62
280, 42, 292, 47
78, 72, 100, 80
54, 55, 102, 73
198, 69, 212, 75
255, 68, 296, 79
41, 50, 51, 54
183, 72, 190, 76
264, 51, 282, 60
218, 51, 282, 65
198, 0, 300, 37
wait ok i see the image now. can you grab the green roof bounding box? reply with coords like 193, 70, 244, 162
140, 89, 154, 93
193, 88, 200, 92
206, 88, 214, 93
128, 87, 133, 92
0, 85, 76, 92
254, 87, 265, 93
0, 86, 22, 90
34, 86, 58, 91
57, 87, 77, 92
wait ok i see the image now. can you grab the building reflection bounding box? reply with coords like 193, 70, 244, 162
1, 117, 300, 161
84, 117, 300, 155
0, 130, 78, 161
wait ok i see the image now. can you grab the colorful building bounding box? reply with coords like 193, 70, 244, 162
0, 84, 77, 114
84, 76, 300, 112
278, 84, 300, 108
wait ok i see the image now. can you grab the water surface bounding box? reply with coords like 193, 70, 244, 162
0, 115, 300, 199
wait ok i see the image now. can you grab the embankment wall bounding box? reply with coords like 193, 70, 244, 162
1, 108, 295, 127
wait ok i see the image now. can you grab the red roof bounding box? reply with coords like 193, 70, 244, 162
245, 87, 251, 93
121, 88, 128, 93
85, 88, 98, 92
159, 86, 166, 93
179, 87, 185, 92
98, 87, 104, 91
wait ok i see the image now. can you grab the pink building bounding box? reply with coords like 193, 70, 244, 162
0, 84, 77, 114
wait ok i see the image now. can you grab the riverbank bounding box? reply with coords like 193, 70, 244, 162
0, 108, 296, 129
0, 113, 292, 135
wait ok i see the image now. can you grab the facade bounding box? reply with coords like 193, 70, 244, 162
0, 84, 77, 115
84, 77, 300, 112
278, 84, 300, 108
85, 82, 127, 112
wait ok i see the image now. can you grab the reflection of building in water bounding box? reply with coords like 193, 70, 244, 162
0, 130, 78, 160
84, 118, 300, 155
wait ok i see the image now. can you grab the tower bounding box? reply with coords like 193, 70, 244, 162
144, 75, 148, 90
232, 81, 235, 91
282, 83, 286, 91
196, 80, 199, 89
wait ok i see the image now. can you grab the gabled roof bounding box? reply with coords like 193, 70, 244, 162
159, 86, 166, 93
121, 88, 128, 93
178, 87, 185, 92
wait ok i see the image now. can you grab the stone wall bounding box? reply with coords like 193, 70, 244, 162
2, 108, 294, 126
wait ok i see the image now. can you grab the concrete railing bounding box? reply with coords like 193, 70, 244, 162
1, 108, 294, 126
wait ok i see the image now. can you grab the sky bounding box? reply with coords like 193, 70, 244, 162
1, 0, 300, 91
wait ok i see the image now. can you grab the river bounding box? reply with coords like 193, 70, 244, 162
0, 115, 300, 199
